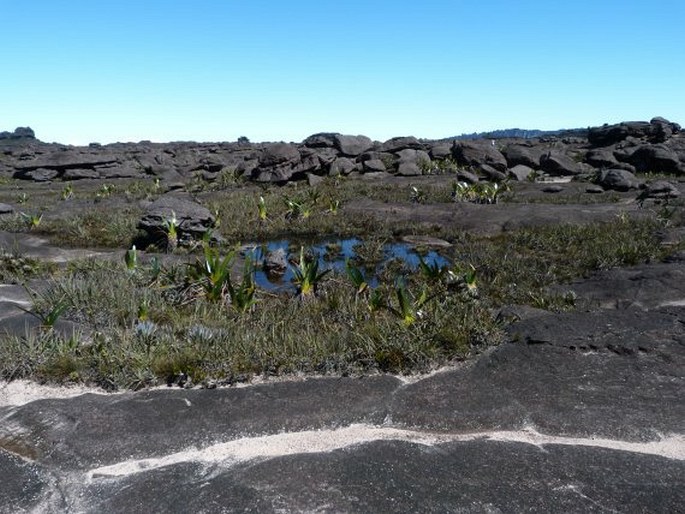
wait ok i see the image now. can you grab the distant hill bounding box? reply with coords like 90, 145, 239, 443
452, 127, 588, 140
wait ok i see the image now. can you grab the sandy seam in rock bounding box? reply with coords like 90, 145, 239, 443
0, 380, 120, 407
86, 424, 685, 480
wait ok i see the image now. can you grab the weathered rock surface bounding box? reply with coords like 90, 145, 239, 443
2, 288, 683, 511
540, 151, 582, 176
503, 144, 545, 169
137, 195, 215, 244
452, 140, 508, 171
597, 168, 643, 191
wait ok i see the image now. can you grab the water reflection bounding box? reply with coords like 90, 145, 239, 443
242, 238, 450, 292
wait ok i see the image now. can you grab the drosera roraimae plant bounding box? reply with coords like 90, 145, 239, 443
226, 254, 258, 313
188, 242, 236, 303
284, 197, 311, 220
452, 181, 507, 205
291, 246, 331, 297
418, 254, 448, 283
20, 212, 43, 230
390, 278, 428, 326
124, 245, 138, 271
60, 184, 74, 201
257, 195, 268, 222
345, 258, 369, 295
19, 286, 70, 330
164, 211, 179, 252
409, 186, 426, 204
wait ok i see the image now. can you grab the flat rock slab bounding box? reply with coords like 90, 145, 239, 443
1, 302, 683, 512
556, 256, 685, 309
0, 231, 110, 263
345, 198, 650, 235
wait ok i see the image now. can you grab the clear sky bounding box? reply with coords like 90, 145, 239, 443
2, 1, 684, 144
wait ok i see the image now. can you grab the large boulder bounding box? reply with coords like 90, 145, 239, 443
585, 148, 617, 168
588, 122, 653, 147
379, 136, 424, 153
427, 142, 452, 160
251, 143, 304, 182
258, 143, 300, 167
637, 181, 680, 201
328, 157, 357, 176
137, 195, 216, 244
302, 133, 338, 148
597, 169, 643, 192
627, 144, 683, 174
360, 153, 388, 173
539, 151, 582, 176
0, 127, 35, 140
14, 150, 120, 172
508, 164, 535, 181
588, 118, 681, 147
650, 117, 681, 142
452, 141, 507, 171
502, 144, 545, 169
334, 135, 374, 157
395, 149, 430, 176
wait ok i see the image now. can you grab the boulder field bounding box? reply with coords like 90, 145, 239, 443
1, 117, 684, 187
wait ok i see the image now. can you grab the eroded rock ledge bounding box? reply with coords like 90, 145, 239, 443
1, 117, 683, 186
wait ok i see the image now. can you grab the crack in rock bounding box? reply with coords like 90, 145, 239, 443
87, 424, 685, 480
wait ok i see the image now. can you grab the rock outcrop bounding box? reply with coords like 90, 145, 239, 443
1, 117, 684, 188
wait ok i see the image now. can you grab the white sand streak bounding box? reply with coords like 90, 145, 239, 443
88, 425, 685, 479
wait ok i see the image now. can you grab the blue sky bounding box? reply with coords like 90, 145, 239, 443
2, 1, 684, 144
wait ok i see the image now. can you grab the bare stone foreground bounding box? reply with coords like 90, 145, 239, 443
1, 255, 684, 513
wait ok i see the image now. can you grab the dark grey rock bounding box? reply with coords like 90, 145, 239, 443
328, 157, 356, 176
394, 307, 685, 439
395, 149, 430, 176
258, 143, 300, 168
306, 173, 324, 187
263, 248, 288, 275
452, 141, 508, 171
14, 151, 120, 173
302, 133, 338, 148
137, 195, 215, 244
0, 203, 14, 214
508, 164, 534, 181
588, 121, 654, 147
427, 142, 452, 159
542, 185, 564, 193
17, 168, 59, 181
97, 165, 145, 179
650, 116, 681, 142
628, 144, 683, 174
0, 450, 46, 512
62, 168, 99, 180
585, 148, 620, 168
0, 127, 36, 140
637, 180, 681, 202
379, 136, 423, 153
334, 135, 374, 157
589, 118, 681, 147
478, 163, 507, 181
540, 151, 581, 176
597, 169, 642, 191
456, 170, 479, 184
310, 147, 339, 166
503, 144, 545, 169
555, 260, 685, 310
362, 158, 386, 172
